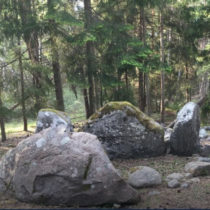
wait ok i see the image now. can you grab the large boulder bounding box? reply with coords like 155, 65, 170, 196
35, 109, 73, 133
170, 102, 200, 156
0, 126, 138, 206
82, 101, 165, 159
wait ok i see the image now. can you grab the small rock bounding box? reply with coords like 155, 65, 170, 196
181, 182, 190, 189
128, 166, 162, 188
197, 157, 210, 163
183, 173, 192, 179
113, 204, 121, 208
148, 190, 160, 196
167, 179, 180, 188
204, 126, 210, 131
198, 144, 210, 157
166, 173, 184, 182
185, 161, 210, 176
164, 128, 173, 142
188, 178, 200, 183
199, 128, 208, 139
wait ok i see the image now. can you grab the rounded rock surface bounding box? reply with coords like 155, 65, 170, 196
128, 166, 162, 188
0, 126, 138, 207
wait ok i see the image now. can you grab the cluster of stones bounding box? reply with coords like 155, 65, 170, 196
0, 101, 209, 207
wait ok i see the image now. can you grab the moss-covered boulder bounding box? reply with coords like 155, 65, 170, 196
82, 101, 165, 159
35, 109, 73, 133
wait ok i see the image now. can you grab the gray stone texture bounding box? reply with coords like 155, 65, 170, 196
170, 102, 200, 156
185, 161, 210, 176
0, 126, 138, 207
35, 109, 73, 133
83, 103, 165, 159
128, 166, 162, 188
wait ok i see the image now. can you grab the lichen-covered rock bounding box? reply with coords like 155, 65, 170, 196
35, 109, 73, 133
170, 102, 200, 156
83, 101, 165, 159
0, 126, 138, 207
128, 166, 162, 188
185, 161, 210, 176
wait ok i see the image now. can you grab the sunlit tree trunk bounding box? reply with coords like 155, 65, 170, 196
0, 76, 6, 142
18, 39, 28, 131
160, 10, 165, 123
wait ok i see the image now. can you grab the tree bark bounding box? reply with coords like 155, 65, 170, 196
83, 88, 90, 119
18, 0, 42, 112
51, 40, 65, 111
145, 73, 151, 115
0, 85, 6, 142
84, 0, 96, 116
185, 63, 191, 102
139, 6, 146, 112
18, 39, 28, 131
160, 10, 165, 123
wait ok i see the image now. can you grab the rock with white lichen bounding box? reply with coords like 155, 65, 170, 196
35, 109, 73, 133
170, 102, 200, 156
82, 101, 165, 159
0, 126, 139, 206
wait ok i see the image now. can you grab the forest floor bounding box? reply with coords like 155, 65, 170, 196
0, 132, 210, 209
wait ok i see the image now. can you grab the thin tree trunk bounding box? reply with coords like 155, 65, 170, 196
139, 6, 146, 112
145, 73, 151, 115
0, 87, 6, 142
125, 69, 129, 91
185, 63, 190, 102
83, 88, 90, 119
18, 39, 28, 131
160, 11, 165, 123
94, 76, 100, 110
84, 0, 96, 116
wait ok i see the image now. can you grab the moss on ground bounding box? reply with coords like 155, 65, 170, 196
89, 101, 164, 135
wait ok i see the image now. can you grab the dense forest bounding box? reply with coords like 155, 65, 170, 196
0, 0, 209, 141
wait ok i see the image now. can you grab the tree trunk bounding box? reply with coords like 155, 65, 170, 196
0, 87, 6, 142
197, 72, 209, 106
83, 88, 90, 119
18, 0, 42, 112
18, 39, 28, 131
160, 10, 165, 123
51, 41, 65, 111
185, 63, 191, 102
139, 6, 146, 112
84, 0, 96, 116
145, 73, 151, 115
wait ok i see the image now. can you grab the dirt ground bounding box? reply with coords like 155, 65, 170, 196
0, 134, 210, 209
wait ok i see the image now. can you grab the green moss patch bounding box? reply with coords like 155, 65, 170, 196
89, 101, 164, 135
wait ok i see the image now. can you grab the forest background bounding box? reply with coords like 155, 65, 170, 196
0, 0, 209, 141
